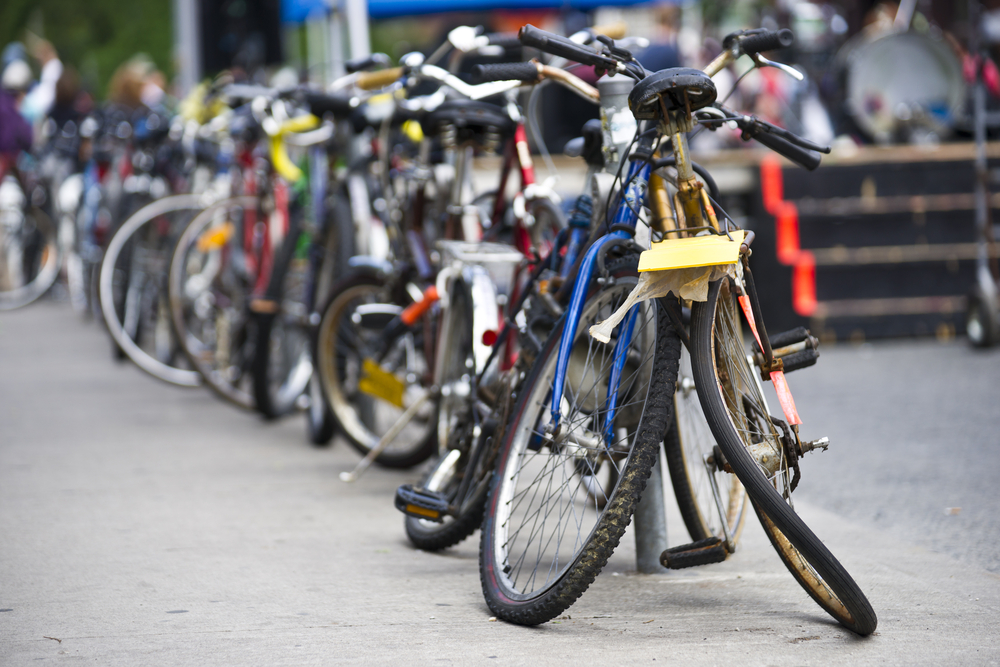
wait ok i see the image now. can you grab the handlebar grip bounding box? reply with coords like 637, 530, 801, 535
345, 53, 390, 74
518, 24, 616, 69
471, 62, 541, 84
486, 32, 522, 49
303, 92, 356, 119
740, 29, 794, 56
749, 126, 821, 171
356, 67, 404, 91
591, 21, 627, 39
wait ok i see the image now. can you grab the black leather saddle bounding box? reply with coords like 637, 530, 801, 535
421, 99, 515, 140
628, 68, 717, 121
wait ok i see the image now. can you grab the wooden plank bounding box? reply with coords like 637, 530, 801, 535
793, 192, 1000, 216
810, 242, 1000, 266
813, 295, 965, 318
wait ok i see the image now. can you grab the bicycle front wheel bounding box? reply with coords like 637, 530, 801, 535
479, 255, 681, 625
690, 277, 877, 635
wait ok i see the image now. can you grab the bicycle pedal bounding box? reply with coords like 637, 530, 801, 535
394, 484, 450, 522
660, 536, 729, 570
763, 327, 819, 373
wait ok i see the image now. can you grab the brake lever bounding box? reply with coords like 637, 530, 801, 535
595, 34, 635, 62
751, 54, 804, 81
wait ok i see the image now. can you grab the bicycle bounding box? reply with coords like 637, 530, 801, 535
476, 24, 877, 636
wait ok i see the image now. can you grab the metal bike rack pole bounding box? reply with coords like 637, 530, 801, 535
634, 452, 669, 574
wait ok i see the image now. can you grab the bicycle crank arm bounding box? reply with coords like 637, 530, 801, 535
339, 386, 439, 482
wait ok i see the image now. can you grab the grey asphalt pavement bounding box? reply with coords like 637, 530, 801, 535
2, 302, 999, 665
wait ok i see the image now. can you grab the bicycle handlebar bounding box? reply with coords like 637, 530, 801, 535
472, 61, 541, 84
356, 67, 405, 91
734, 29, 794, 56
745, 125, 821, 171
486, 32, 522, 49
345, 53, 391, 74
302, 91, 357, 119
518, 24, 618, 71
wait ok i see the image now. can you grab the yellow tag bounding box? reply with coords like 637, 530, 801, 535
402, 119, 424, 144
358, 358, 405, 408
638, 230, 745, 272
196, 221, 235, 253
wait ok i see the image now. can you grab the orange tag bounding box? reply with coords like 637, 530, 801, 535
738, 295, 763, 351
738, 295, 801, 425
770, 370, 802, 425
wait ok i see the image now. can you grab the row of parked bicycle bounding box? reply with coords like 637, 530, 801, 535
0, 23, 877, 635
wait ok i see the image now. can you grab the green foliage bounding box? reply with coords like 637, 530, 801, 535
0, 0, 172, 99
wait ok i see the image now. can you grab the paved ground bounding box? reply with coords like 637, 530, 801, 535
2, 302, 999, 666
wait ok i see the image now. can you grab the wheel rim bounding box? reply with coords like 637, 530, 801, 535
0, 206, 60, 311
491, 279, 657, 600
169, 196, 261, 408
100, 195, 204, 386
709, 280, 794, 501
317, 281, 432, 454
673, 346, 747, 544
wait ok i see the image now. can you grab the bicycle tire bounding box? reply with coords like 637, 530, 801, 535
168, 195, 262, 410
479, 254, 681, 625
99, 194, 206, 386
663, 346, 748, 546
690, 277, 877, 636
315, 269, 436, 468
304, 191, 354, 442
405, 274, 489, 550
252, 222, 312, 419
0, 205, 60, 311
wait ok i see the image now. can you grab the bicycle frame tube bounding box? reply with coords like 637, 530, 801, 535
549, 151, 652, 425
601, 303, 638, 444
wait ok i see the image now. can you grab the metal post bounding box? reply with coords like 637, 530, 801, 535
344, 0, 370, 59
634, 450, 669, 573
172, 0, 202, 97
327, 6, 346, 80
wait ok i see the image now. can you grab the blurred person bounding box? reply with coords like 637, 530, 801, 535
49, 65, 84, 129
20, 35, 63, 122
108, 55, 156, 111
635, 4, 683, 73
1, 60, 33, 155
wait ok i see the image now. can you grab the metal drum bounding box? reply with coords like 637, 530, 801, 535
842, 31, 965, 143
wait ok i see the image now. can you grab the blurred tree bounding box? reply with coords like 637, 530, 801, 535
0, 0, 171, 99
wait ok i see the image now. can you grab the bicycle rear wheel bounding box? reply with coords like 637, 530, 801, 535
690, 277, 877, 636
479, 255, 681, 625
315, 269, 436, 468
100, 195, 204, 386
664, 346, 747, 546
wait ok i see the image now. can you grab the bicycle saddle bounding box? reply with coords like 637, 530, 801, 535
421, 99, 515, 139
628, 68, 717, 120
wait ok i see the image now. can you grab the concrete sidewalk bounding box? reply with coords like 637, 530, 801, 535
1, 303, 998, 665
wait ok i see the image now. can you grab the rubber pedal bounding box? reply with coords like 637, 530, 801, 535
394, 484, 450, 522
781, 348, 819, 373
769, 326, 810, 349
660, 536, 729, 570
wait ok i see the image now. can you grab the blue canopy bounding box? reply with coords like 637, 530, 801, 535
282, 0, 660, 23
368, 0, 657, 19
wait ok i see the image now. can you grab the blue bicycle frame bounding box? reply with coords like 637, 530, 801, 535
549, 132, 655, 436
